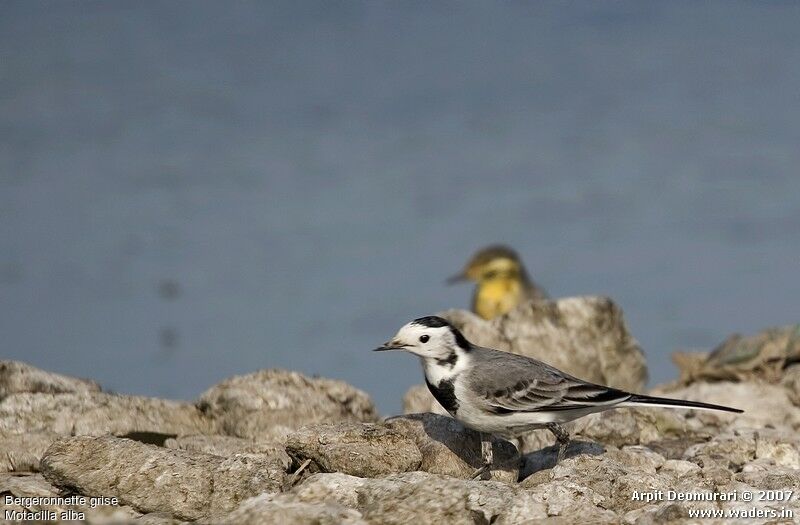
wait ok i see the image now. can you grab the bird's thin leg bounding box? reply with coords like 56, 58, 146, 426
470, 433, 493, 480
482, 435, 493, 467
546, 423, 570, 463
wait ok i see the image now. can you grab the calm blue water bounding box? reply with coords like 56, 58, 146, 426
2, 1, 799, 413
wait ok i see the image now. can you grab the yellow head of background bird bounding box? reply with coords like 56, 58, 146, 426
447, 245, 548, 320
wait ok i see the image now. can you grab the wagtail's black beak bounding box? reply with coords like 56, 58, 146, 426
445, 271, 468, 285
373, 341, 405, 352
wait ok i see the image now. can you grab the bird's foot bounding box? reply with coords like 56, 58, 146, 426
472, 433, 494, 480
546, 423, 571, 466
470, 463, 491, 480
556, 442, 567, 463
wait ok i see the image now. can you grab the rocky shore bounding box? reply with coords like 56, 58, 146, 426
2, 297, 799, 524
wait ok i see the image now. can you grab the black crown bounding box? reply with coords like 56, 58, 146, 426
411, 315, 452, 328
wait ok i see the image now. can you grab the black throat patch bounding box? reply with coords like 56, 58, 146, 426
425, 377, 459, 414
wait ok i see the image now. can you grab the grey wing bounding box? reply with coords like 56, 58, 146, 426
466, 348, 631, 414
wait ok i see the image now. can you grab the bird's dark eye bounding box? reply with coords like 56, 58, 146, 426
419, 335, 430, 343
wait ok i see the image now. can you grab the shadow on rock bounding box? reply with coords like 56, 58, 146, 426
519, 440, 605, 480
386, 413, 519, 482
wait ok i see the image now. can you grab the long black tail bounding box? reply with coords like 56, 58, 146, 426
622, 393, 743, 413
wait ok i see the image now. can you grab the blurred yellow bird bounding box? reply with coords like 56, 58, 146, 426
447, 245, 548, 320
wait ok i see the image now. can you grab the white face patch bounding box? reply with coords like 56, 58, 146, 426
386, 322, 455, 359
382, 320, 472, 385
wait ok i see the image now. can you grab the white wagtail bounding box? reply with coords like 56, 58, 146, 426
375, 316, 743, 479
